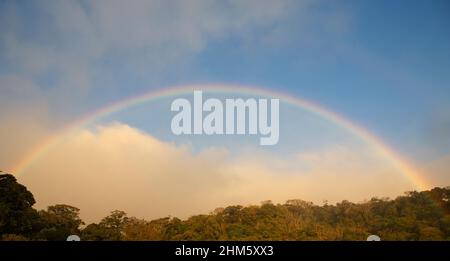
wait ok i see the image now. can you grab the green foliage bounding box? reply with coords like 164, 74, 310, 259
82, 223, 111, 241
0, 173, 38, 237
1, 172, 449, 241
1, 234, 29, 241
81, 210, 128, 241
115, 187, 450, 241
36, 204, 84, 241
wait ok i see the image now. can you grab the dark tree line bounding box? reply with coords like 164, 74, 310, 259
1, 172, 449, 240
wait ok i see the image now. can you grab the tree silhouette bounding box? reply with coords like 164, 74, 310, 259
0, 173, 38, 237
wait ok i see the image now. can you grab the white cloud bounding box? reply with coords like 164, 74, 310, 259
18, 123, 415, 223
1, 0, 299, 93
0, 0, 306, 169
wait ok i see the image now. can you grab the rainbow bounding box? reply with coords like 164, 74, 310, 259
11, 84, 431, 190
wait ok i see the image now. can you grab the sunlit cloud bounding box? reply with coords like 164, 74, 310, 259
19, 123, 415, 223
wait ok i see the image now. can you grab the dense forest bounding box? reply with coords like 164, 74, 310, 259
1, 172, 449, 241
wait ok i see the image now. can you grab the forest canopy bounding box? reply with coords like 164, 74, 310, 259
1, 172, 449, 241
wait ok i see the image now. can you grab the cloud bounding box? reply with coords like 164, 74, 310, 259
0, 0, 353, 181
0, 0, 306, 174
18, 123, 415, 223
0, 1, 298, 96
0, 0, 355, 159
1, 1, 442, 224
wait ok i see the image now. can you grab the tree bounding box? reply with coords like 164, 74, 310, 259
81, 223, 110, 241
419, 226, 444, 240
123, 217, 170, 240
222, 206, 242, 223
37, 204, 84, 240
0, 173, 38, 237
99, 210, 128, 240
81, 210, 129, 241
2, 171, 450, 241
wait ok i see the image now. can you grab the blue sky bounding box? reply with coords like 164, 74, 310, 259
2, 0, 450, 220
1, 0, 450, 162
192, 0, 450, 160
